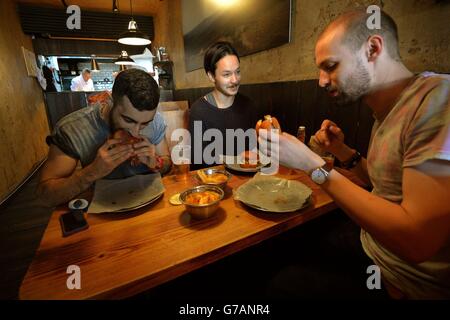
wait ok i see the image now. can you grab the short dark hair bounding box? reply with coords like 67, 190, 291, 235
322, 9, 401, 61
204, 41, 240, 75
112, 68, 160, 111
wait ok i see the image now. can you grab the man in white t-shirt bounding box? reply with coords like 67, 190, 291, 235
70, 68, 94, 91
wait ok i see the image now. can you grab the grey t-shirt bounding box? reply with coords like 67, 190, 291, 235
362, 72, 450, 299
46, 104, 167, 179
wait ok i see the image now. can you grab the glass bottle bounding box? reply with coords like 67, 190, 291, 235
297, 126, 306, 143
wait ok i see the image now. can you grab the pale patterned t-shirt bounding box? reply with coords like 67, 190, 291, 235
361, 72, 450, 299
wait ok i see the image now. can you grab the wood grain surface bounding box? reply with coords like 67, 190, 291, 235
20, 166, 339, 300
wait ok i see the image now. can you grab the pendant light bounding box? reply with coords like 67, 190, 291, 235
114, 51, 135, 65
112, 0, 119, 13
118, 0, 151, 46
90, 55, 100, 71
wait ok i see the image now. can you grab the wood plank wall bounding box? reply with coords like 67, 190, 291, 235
44, 92, 89, 131
42, 81, 375, 162
44, 89, 175, 131
0, 0, 49, 204
174, 80, 374, 157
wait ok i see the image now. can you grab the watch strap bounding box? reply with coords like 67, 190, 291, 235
341, 151, 362, 169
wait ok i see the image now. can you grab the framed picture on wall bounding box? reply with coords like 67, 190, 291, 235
21, 46, 38, 77
182, 0, 292, 72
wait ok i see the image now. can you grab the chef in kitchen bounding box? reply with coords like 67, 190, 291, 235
70, 68, 95, 91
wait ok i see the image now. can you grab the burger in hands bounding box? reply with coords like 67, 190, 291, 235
255, 115, 281, 136
112, 129, 143, 166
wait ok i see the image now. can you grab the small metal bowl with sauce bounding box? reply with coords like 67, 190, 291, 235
196, 168, 232, 190
180, 185, 224, 219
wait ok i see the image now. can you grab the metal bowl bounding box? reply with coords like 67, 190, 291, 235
180, 185, 224, 219
196, 168, 232, 190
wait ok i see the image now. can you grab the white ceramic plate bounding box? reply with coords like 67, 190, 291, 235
233, 174, 312, 213
88, 173, 165, 213
110, 192, 164, 212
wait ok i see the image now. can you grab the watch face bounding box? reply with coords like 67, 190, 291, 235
311, 168, 327, 184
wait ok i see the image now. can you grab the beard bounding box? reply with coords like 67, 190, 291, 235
332, 58, 371, 106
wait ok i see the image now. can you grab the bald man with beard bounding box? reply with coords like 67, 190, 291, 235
260, 9, 450, 299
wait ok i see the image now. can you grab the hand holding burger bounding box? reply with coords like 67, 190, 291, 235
112, 129, 143, 166
255, 115, 281, 136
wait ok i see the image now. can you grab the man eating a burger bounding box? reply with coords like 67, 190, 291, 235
37, 68, 172, 207
259, 9, 450, 299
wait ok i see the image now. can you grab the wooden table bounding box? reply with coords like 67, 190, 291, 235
19, 167, 340, 299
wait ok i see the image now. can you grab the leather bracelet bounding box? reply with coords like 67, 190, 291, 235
341, 150, 362, 169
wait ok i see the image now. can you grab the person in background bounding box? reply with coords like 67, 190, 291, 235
42, 65, 57, 92
70, 68, 94, 91
259, 8, 450, 299
188, 41, 261, 170
37, 69, 172, 207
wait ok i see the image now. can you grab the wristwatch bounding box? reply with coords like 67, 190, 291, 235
309, 166, 330, 185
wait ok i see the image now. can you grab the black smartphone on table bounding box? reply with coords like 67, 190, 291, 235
59, 209, 89, 237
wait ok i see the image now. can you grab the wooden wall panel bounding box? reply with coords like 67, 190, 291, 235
32, 38, 145, 57
0, 0, 49, 204
43, 90, 176, 131
174, 81, 374, 157
18, 4, 154, 40
44, 92, 88, 131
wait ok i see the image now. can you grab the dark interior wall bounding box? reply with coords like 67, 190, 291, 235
166, 0, 449, 158
18, 3, 154, 57
31, 38, 146, 57
174, 81, 374, 157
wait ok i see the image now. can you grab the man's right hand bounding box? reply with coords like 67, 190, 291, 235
88, 138, 134, 179
313, 120, 346, 156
